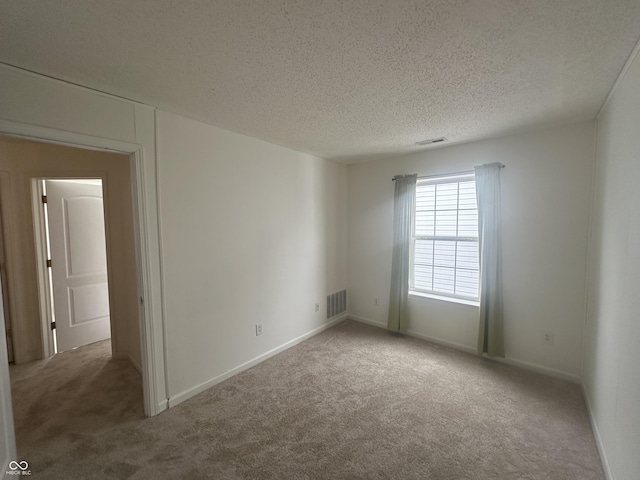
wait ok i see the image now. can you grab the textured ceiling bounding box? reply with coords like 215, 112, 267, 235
1, 1, 640, 163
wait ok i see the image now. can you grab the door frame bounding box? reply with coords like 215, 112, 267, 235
31, 179, 55, 358
0, 120, 165, 418
0, 202, 13, 364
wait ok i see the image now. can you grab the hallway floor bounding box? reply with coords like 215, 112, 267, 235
9, 340, 144, 472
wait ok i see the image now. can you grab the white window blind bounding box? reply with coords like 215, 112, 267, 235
411, 172, 479, 300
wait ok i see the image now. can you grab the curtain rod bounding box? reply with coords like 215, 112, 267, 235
392, 163, 505, 181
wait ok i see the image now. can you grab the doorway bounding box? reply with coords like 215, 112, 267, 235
0, 135, 143, 369
0, 135, 148, 461
0, 109, 166, 469
35, 179, 112, 355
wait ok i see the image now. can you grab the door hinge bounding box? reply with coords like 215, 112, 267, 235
6, 328, 11, 338
47, 259, 52, 268
51, 321, 56, 330
42, 195, 47, 204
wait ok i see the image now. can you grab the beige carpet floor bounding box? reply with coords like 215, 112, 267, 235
9, 320, 604, 479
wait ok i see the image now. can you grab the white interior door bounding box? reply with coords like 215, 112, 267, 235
46, 180, 111, 352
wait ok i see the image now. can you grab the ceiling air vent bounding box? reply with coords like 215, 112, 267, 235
416, 137, 447, 146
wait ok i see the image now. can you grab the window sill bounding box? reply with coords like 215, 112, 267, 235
409, 290, 480, 307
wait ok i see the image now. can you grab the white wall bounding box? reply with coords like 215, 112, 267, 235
156, 112, 348, 402
348, 121, 595, 379
583, 44, 640, 480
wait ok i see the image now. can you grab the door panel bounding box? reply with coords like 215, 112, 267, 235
46, 180, 110, 352
69, 283, 110, 324
64, 196, 108, 276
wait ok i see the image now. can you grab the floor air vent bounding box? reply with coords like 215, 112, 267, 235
327, 290, 347, 319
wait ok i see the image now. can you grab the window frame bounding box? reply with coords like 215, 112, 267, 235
409, 172, 480, 304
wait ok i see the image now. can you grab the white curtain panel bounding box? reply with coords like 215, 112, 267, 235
388, 174, 417, 333
475, 163, 505, 357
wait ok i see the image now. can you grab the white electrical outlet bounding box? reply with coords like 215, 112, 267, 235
543, 332, 554, 345
256, 323, 263, 336
314, 303, 320, 312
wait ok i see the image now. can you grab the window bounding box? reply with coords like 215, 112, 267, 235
410, 172, 479, 301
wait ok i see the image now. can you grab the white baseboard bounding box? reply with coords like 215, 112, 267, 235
119, 354, 166, 417
168, 315, 347, 408
127, 354, 142, 374
488, 355, 581, 384
156, 399, 168, 414
406, 328, 477, 355
581, 383, 614, 480
127, 354, 142, 375
348, 315, 386, 329
113, 352, 142, 374
348, 314, 580, 383
349, 315, 476, 354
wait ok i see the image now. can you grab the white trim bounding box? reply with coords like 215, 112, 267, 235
0, 120, 164, 417
582, 383, 614, 480
596, 35, 640, 120
153, 113, 172, 406
0, 121, 142, 154
168, 315, 347, 408
348, 315, 580, 383
129, 146, 164, 417
133, 104, 169, 416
